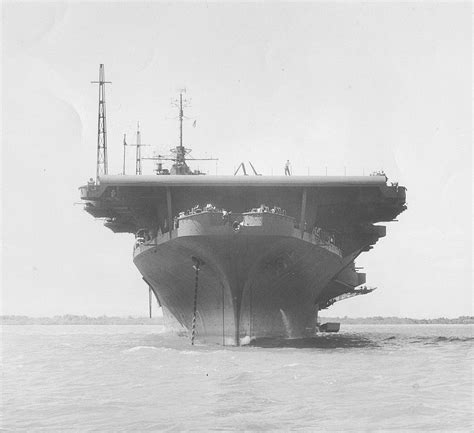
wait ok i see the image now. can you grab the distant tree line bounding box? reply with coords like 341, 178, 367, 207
1, 315, 472, 325
320, 316, 474, 324
0, 315, 164, 325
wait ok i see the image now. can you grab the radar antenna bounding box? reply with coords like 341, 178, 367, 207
143, 90, 218, 175
179, 90, 184, 149
91, 64, 111, 181
170, 89, 191, 173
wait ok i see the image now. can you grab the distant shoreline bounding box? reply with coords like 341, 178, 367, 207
1, 315, 473, 325
0, 316, 165, 325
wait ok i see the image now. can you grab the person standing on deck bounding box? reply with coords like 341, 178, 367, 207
284, 160, 291, 176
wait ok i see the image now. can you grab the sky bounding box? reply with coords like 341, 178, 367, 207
1, 1, 472, 318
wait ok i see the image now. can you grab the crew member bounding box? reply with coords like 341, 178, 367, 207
284, 160, 291, 176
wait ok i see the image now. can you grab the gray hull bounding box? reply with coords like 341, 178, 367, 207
134, 219, 345, 345
80, 173, 407, 345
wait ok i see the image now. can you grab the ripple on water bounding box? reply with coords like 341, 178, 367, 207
2, 324, 472, 432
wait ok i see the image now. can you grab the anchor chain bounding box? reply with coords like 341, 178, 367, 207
191, 256, 203, 345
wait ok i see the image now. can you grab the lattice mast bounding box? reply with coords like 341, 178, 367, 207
91, 64, 111, 180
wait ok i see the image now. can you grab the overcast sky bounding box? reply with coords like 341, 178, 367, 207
2, 1, 472, 318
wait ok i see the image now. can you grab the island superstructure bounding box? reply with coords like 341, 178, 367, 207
80, 65, 407, 345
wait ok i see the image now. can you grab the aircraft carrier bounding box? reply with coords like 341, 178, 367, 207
80, 65, 407, 345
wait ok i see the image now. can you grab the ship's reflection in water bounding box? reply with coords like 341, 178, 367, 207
249, 334, 378, 349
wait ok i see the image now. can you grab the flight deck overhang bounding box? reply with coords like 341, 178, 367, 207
79, 174, 406, 237
98, 174, 387, 188
80, 174, 393, 201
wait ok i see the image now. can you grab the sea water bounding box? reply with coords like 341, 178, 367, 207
2, 324, 472, 431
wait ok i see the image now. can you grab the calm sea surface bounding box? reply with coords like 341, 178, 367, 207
1, 324, 472, 432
